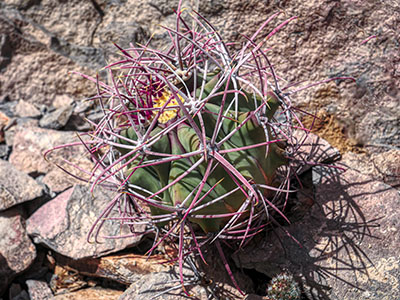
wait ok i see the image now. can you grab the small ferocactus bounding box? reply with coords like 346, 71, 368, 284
266, 272, 301, 300
46, 0, 354, 296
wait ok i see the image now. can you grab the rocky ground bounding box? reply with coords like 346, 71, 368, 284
0, 0, 399, 299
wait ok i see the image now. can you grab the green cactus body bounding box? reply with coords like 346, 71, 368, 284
118, 73, 287, 233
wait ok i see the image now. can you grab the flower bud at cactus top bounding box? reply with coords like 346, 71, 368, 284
118, 71, 287, 234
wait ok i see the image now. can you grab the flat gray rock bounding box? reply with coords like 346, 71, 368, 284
0, 159, 43, 211
26, 280, 53, 300
27, 185, 144, 259
39, 106, 73, 130
0, 208, 37, 295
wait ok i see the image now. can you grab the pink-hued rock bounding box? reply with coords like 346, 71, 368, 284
0, 159, 43, 211
27, 187, 72, 240
0, 208, 37, 294
9, 126, 93, 192
27, 185, 144, 259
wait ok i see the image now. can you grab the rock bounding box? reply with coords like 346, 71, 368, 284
355, 110, 400, 147
39, 106, 73, 129
119, 265, 249, 300
8, 283, 30, 300
52, 287, 123, 300
233, 167, 400, 300
3, 118, 38, 146
0, 34, 12, 58
49, 252, 171, 285
49, 36, 106, 70
96, 20, 149, 56
73, 99, 93, 114
0, 208, 37, 295
41, 168, 79, 194
0, 111, 10, 143
119, 248, 252, 300
9, 126, 90, 176
291, 131, 341, 174
119, 270, 208, 300
342, 150, 400, 189
0, 159, 43, 211
53, 95, 74, 109
15, 100, 41, 118
27, 185, 144, 259
0, 144, 10, 159
0, 34, 12, 70
0, 94, 10, 104
26, 280, 53, 300
0, 51, 95, 107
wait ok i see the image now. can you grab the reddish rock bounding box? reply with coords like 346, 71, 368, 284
0, 208, 36, 295
27, 185, 144, 259
0, 159, 43, 211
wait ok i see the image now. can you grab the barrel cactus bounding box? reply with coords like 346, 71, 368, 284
46, 3, 353, 295
267, 272, 301, 300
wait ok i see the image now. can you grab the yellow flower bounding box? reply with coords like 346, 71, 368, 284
153, 89, 184, 124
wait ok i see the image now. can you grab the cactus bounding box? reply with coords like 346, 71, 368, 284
46, 2, 354, 295
267, 272, 301, 300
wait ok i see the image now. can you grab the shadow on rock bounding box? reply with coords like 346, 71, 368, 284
233, 164, 399, 300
